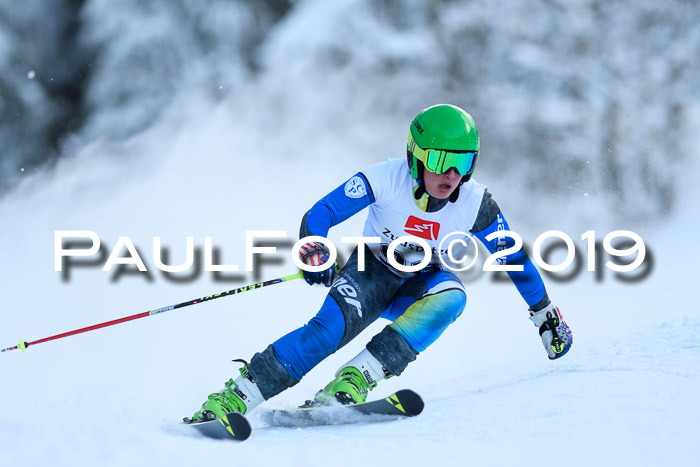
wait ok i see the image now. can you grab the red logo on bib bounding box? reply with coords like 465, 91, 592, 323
404, 216, 440, 240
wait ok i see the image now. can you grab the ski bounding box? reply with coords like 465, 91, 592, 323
181, 412, 252, 441
265, 389, 424, 428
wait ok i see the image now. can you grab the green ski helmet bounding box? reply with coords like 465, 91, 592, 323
407, 104, 480, 184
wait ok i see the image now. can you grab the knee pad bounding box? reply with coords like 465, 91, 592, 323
390, 288, 467, 352
429, 288, 467, 323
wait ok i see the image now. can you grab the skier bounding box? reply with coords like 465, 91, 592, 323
188, 104, 573, 421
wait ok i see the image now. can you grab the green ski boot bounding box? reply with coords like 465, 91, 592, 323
308, 366, 377, 407
188, 377, 248, 422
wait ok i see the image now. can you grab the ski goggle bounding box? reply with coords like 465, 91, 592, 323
423, 148, 477, 176
409, 142, 478, 176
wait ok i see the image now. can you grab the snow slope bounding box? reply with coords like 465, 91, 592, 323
0, 98, 698, 467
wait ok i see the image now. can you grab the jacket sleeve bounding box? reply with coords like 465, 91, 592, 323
470, 192, 550, 310
300, 172, 375, 239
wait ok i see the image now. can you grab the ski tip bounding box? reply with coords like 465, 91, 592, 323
224, 413, 252, 441
393, 389, 424, 416
180, 412, 251, 441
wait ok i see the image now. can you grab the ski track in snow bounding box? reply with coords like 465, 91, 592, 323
1, 318, 698, 466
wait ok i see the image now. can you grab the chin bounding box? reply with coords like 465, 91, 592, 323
427, 190, 452, 199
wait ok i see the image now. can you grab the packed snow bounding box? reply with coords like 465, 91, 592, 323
0, 98, 697, 466
1, 1, 699, 466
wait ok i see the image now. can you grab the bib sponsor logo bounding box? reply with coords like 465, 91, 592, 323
344, 176, 367, 199
404, 216, 440, 241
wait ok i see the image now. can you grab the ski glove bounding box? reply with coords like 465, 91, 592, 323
299, 241, 338, 287
529, 303, 572, 360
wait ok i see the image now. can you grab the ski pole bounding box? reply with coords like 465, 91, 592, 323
1, 270, 304, 354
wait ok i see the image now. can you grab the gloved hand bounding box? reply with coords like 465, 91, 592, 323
299, 241, 338, 287
529, 303, 572, 360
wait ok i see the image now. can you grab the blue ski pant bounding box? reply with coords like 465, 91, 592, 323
271, 251, 467, 382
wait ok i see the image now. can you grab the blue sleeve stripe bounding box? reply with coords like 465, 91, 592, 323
305, 173, 374, 237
